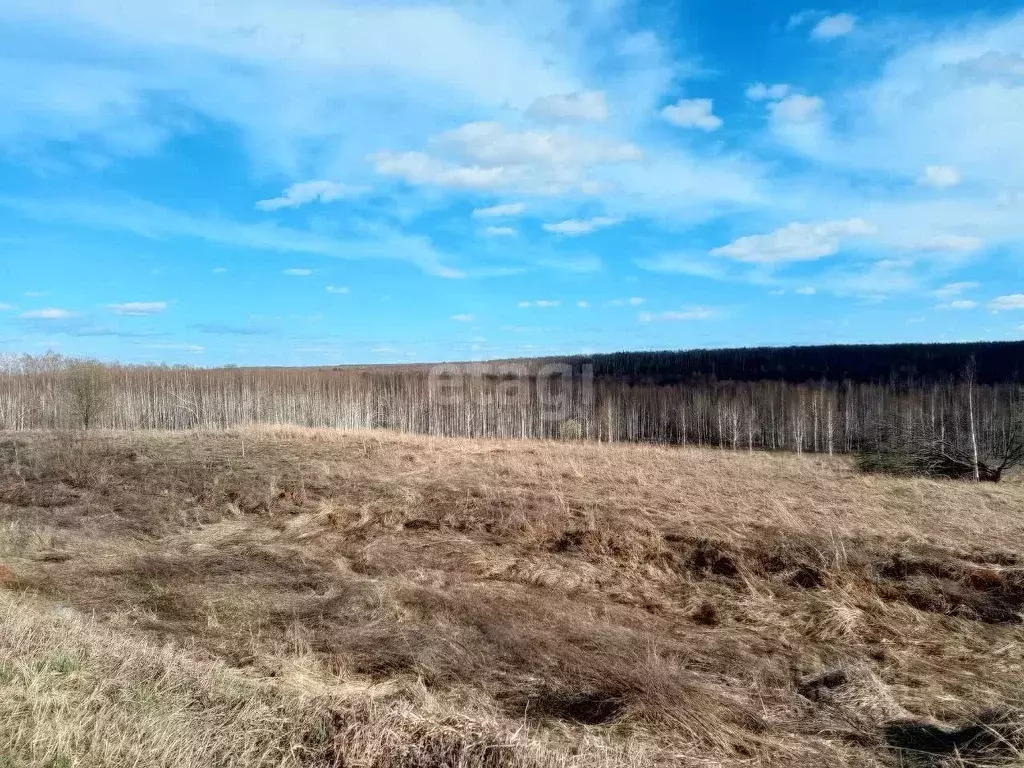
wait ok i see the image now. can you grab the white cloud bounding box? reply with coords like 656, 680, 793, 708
481, 226, 517, 237
638, 307, 716, 322
20, 308, 77, 319
256, 180, 363, 211
917, 166, 961, 189
371, 121, 646, 195
518, 300, 560, 308
936, 300, 977, 310
371, 152, 508, 190
527, 91, 608, 122
326, 285, 349, 294
108, 301, 167, 315
746, 83, 791, 101
371, 121, 643, 195
769, 94, 824, 123
811, 13, 857, 40
283, 268, 312, 276
450, 313, 475, 322
767, 14, 1024, 261
434, 121, 642, 167
542, 216, 621, 236
990, 294, 1024, 311
0, 2, 773, 237
0, 0, 595, 169
11, 0, 1023, 315
934, 281, 979, 299
660, 98, 723, 131
711, 219, 876, 263
472, 202, 527, 218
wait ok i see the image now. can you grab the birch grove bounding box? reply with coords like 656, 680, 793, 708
1, 353, 1019, 458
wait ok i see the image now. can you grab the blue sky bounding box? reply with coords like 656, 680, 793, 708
1, 0, 1023, 365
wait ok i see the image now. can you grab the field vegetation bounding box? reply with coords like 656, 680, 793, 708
2, 427, 1024, 766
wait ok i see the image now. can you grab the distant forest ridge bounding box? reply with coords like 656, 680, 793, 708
418, 341, 1024, 387
3, 345, 1021, 454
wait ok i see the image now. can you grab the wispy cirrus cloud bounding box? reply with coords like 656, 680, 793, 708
527, 91, 608, 122
633, 253, 730, 280
472, 202, 527, 218
108, 301, 167, 315
20, 308, 77, 319
990, 294, 1024, 311
518, 300, 560, 308
606, 297, 646, 307
638, 307, 717, 322
256, 181, 364, 211
933, 282, 979, 299
542, 216, 621, 236
0, 196, 465, 278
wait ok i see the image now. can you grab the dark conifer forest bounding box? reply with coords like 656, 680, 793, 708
565, 340, 1024, 386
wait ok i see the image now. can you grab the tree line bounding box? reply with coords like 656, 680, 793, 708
1, 348, 1021, 470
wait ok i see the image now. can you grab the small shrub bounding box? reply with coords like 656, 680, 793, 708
557, 419, 583, 441
856, 447, 1002, 482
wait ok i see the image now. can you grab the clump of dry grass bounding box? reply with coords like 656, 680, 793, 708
2, 427, 1024, 767
0, 591, 652, 768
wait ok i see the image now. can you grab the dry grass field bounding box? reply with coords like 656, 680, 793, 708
2, 427, 1024, 767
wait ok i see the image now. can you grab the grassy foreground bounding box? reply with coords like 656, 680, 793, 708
1, 428, 1024, 767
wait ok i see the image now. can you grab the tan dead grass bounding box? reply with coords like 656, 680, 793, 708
1, 427, 1024, 767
